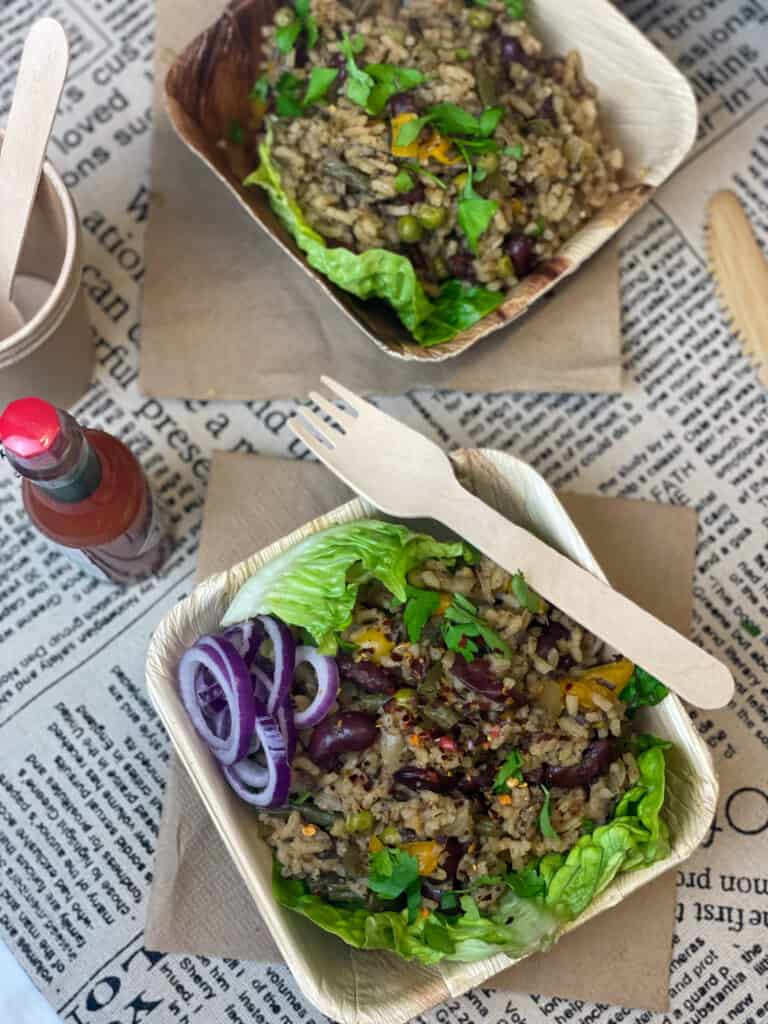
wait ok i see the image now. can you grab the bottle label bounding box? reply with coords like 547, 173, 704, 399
48, 492, 174, 585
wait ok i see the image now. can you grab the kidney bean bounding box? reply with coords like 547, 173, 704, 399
329, 51, 347, 85
504, 232, 536, 278
393, 766, 450, 793
420, 879, 444, 904
538, 94, 557, 125
400, 182, 427, 205
544, 738, 619, 788
450, 656, 505, 701
537, 622, 570, 660
294, 38, 308, 68
501, 35, 536, 69
308, 712, 378, 769
442, 837, 464, 882
337, 654, 398, 694
456, 765, 495, 795
448, 249, 477, 282
389, 91, 417, 116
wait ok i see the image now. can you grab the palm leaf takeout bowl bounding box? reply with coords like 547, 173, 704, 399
163, 0, 697, 363
145, 448, 718, 1024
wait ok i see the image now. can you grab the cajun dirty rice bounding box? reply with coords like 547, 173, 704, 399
254, 0, 624, 292
259, 553, 641, 912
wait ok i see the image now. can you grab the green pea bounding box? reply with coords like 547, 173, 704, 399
477, 152, 500, 174
345, 810, 374, 833
274, 6, 295, 27
453, 172, 469, 192
468, 8, 495, 29
381, 826, 402, 846
455, 47, 471, 61
417, 205, 446, 230
394, 687, 417, 704
394, 169, 415, 193
397, 214, 423, 243
497, 254, 514, 277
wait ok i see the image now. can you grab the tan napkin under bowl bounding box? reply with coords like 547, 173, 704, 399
163, 0, 697, 362
145, 448, 717, 1024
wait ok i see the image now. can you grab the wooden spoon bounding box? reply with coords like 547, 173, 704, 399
0, 19, 69, 339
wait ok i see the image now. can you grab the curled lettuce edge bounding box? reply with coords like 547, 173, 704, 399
243, 125, 504, 346
273, 745, 670, 965
221, 519, 473, 653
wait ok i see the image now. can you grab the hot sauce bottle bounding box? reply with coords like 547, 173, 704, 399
0, 396, 173, 584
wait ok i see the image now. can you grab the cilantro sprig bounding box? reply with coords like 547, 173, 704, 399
340, 35, 425, 115
456, 150, 499, 255
508, 865, 547, 898
493, 749, 524, 793
255, 68, 340, 118
442, 593, 511, 662
395, 103, 503, 148
539, 785, 558, 839
510, 571, 544, 614
403, 585, 441, 643
401, 161, 447, 190
368, 848, 422, 922
275, 0, 319, 54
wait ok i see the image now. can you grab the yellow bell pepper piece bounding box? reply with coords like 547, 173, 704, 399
436, 592, 452, 615
402, 841, 443, 877
419, 133, 461, 166
560, 659, 634, 709
350, 627, 394, 664
369, 835, 384, 853
391, 113, 420, 157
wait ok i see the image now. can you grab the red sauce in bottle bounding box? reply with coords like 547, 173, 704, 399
0, 397, 173, 584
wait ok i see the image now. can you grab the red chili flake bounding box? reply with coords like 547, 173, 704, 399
438, 736, 457, 752
458, 635, 468, 648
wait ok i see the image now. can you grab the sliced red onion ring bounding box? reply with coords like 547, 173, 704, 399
222, 699, 290, 807
251, 664, 271, 704
257, 615, 296, 714
178, 637, 255, 765
278, 698, 298, 761
223, 619, 264, 667
228, 756, 269, 789
293, 647, 339, 729
252, 662, 297, 759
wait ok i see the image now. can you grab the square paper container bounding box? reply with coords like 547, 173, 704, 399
145, 449, 717, 1024
163, 0, 697, 362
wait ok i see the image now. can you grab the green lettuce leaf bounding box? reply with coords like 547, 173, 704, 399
544, 747, 669, 920
273, 863, 559, 965
244, 127, 503, 344
221, 520, 470, 652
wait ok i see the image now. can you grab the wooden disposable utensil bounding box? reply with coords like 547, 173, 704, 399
0, 19, 69, 338
707, 190, 768, 386
290, 376, 734, 711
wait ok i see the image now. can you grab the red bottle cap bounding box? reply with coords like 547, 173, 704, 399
0, 397, 62, 459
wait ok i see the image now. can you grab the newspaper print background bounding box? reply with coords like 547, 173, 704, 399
0, 0, 767, 1022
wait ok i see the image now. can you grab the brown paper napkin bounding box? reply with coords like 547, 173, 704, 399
140, 0, 622, 401
146, 452, 698, 1013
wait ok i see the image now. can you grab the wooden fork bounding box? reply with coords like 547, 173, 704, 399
290, 377, 733, 710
